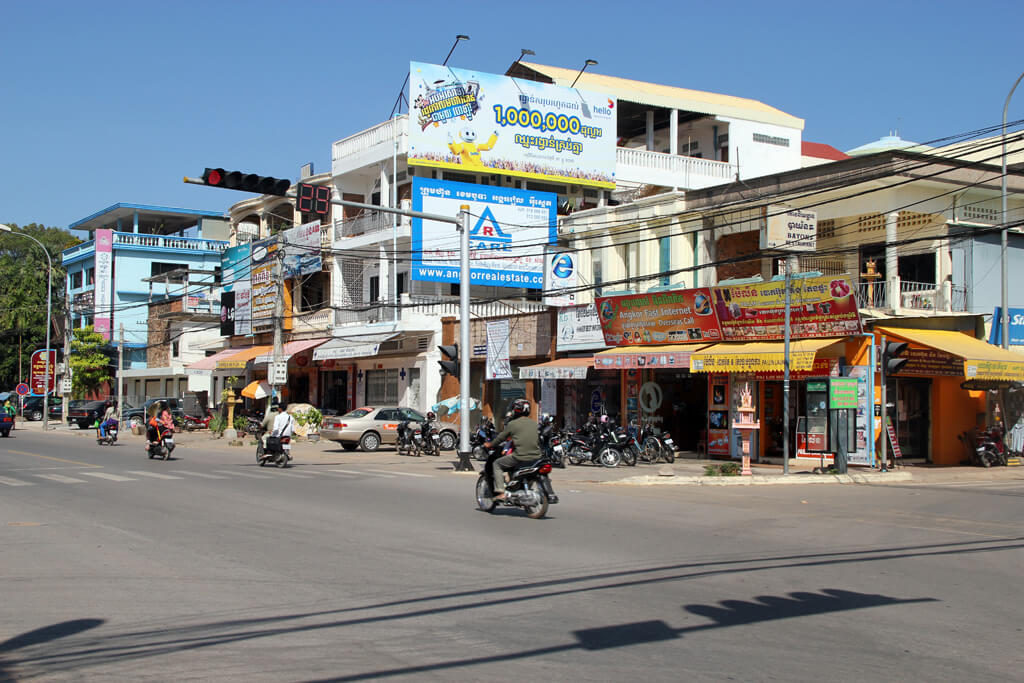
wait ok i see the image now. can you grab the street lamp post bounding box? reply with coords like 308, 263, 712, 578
1001, 71, 1024, 349
0, 225, 53, 430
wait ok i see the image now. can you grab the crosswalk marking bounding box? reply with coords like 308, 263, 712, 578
170, 471, 228, 479
366, 469, 433, 478
34, 474, 89, 484
80, 472, 137, 482
0, 475, 34, 486
329, 467, 393, 477
212, 470, 272, 479
270, 470, 314, 478
319, 469, 358, 477
125, 471, 184, 480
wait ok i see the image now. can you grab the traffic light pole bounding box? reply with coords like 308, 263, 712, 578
879, 334, 888, 472
457, 206, 472, 471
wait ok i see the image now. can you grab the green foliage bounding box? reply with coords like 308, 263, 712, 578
220, 376, 239, 405
209, 415, 228, 434
0, 222, 78, 387
294, 407, 322, 430
69, 326, 112, 399
703, 464, 720, 477
233, 414, 249, 432
704, 462, 741, 476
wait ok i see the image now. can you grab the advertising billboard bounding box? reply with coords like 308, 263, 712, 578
93, 228, 114, 339
595, 288, 722, 346
411, 177, 556, 289
281, 221, 322, 279
221, 243, 250, 293
761, 206, 817, 252
408, 62, 616, 189
30, 349, 56, 395
544, 251, 578, 306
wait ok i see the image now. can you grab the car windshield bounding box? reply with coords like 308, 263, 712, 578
341, 408, 373, 419
401, 408, 425, 421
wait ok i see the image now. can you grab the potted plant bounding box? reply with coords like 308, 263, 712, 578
294, 407, 323, 442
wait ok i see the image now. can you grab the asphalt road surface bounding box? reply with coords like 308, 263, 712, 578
1, 429, 1021, 682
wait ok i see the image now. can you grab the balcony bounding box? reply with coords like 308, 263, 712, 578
113, 232, 228, 253
291, 307, 333, 335
856, 279, 968, 313
332, 116, 407, 177
334, 294, 549, 328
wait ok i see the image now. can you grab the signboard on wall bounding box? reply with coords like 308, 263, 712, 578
761, 206, 817, 252
281, 221, 322, 279
93, 228, 114, 339
30, 349, 56, 395
544, 251, 578, 306
557, 304, 607, 351
221, 243, 250, 293
989, 307, 1024, 346
411, 177, 555, 289
486, 319, 512, 380
250, 237, 278, 333
408, 62, 616, 189
595, 288, 721, 346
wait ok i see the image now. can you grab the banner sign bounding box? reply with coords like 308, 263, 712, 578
93, 228, 114, 339
234, 285, 252, 337
595, 349, 693, 369
712, 275, 861, 341
411, 177, 555, 289
965, 359, 1024, 382
221, 243, 250, 293
486, 319, 512, 380
30, 349, 56, 395
250, 236, 278, 333
519, 364, 589, 380
408, 62, 617, 189
543, 251, 578, 306
894, 347, 962, 377
829, 377, 859, 409
281, 221, 322, 279
595, 288, 721, 346
557, 304, 606, 352
313, 343, 381, 361
988, 307, 1024, 346
220, 291, 235, 336
761, 206, 817, 252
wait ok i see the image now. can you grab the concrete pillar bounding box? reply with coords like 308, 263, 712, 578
669, 109, 678, 156
646, 111, 655, 151
885, 212, 900, 313
697, 222, 717, 287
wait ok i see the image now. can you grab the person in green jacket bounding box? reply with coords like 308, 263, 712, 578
486, 398, 540, 500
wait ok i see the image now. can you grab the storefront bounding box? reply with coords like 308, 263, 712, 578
518, 357, 593, 428
252, 338, 330, 406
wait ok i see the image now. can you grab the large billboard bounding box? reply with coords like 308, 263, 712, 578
93, 228, 114, 339
408, 62, 616, 189
281, 221, 322, 279
411, 177, 556, 289
596, 288, 722, 346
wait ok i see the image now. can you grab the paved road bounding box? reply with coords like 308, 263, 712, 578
1, 429, 1020, 681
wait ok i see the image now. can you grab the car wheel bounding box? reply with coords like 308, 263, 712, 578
29, 410, 42, 421
359, 432, 381, 452
78, 421, 89, 430
439, 431, 457, 451
341, 442, 358, 451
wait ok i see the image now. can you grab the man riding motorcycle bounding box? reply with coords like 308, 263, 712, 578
485, 398, 539, 501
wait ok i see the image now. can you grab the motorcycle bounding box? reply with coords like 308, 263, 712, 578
183, 410, 212, 431
256, 427, 291, 468
471, 417, 497, 461
538, 414, 566, 468
95, 419, 119, 446
632, 420, 676, 464
611, 425, 637, 466
476, 441, 558, 519
396, 419, 417, 455
566, 420, 621, 467
974, 426, 1008, 467
413, 419, 442, 456
147, 424, 175, 460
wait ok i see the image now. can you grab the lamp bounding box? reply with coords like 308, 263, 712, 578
571, 59, 598, 88
513, 48, 535, 66
0, 224, 53, 431
1000, 71, 1024, 349
442, 34, 470, 66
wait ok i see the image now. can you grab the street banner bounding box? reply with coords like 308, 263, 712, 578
93, 228, 114, 339
543, 251, 578, 306
281, 221, 322, 279
712, 275, 862, 341
761, 206, 817, 252
220, 291, 235, 336
486, 319, 512, 380
411, 177, 555, 289
221, 243, 250, 292
234, 285, 252, 336
408, 62, 616, 189
557, 304, 607, 352
250, 237, 277, 333
30, 349, 56, 395
595, 288, 722, 346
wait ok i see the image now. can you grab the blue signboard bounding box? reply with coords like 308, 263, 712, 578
411, 177, 556, 289
988, 307, 1024, 346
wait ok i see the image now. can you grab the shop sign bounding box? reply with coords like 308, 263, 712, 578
713, 275, 861, 341
753, 358, 837, 380
894, 348, 962, 377
988, 307, 1024, 346
30, 349, 56, 395
557, 304, 607, 351
93, 228, 113, 340
829, 378, 858, 409
486, 319, 512, 380
281, 221, 322, 279
691, 349, 820, 373
707, 428, 730, 456
519, 364, 588, 380
313, 343, 381, 360
408, 62, 616, 189
965, 359, 1024, 382
544, 251, 578, 307
250, 236, 278, 333
595, 349, 692, 369
221, 243, 251, 293
761, 206, 817, 252
595, 288, 721, 346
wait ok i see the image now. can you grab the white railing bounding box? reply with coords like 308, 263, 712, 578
62, 239, 96, 262
113, 232, 228, 253
291, 307, 333, 333
900, 281, 939, 310
332, 115, 407, 164
615, 147, 737, 189
334, 295, 549, 328
856, 281, 888, 309
334, 211, 394, 240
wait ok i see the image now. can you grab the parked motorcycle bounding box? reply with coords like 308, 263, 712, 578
566, 418, 621, 467
95, 419, 119, 446
471, 416, 497, 461
973, 426, 1008, 467
256, 427, 291, 468
413, 417, 442, 456
396, 419, 417, 455
147, 424, 175, 460
631, 419, 676, 464
183, 410, 212, 431
538, 414, 566, 468
475, 441, 558, 519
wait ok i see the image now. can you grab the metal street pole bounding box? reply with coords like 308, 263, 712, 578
782, 259, 791, 475
272, 243, 284, 407
1001, 71, 1024, 349
879, 334, 889, 472
0, 225, 52, 431
458, 206, 472, 469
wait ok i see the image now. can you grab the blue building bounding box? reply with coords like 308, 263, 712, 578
62, 204, 229, 369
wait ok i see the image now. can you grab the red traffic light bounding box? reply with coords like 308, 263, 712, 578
200, 168, 291, 196
202, 168, 225, 186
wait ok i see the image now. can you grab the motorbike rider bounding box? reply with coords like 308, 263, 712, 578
261, 400, 280, 447
145, 409, 162, 454
485, 398, 540, 501
271, 402, 295, 460
99, 400, 117, 438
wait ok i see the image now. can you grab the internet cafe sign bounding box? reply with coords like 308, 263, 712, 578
760, 205, 817, 252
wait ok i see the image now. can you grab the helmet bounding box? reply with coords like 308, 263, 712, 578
600, 414, 610, 424
426, 411, 436, 421
510, 398, 530, 420
540, 413, 554, 426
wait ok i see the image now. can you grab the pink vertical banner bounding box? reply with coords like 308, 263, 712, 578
93, 228, 113, 340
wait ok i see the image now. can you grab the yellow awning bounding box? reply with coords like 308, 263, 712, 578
876, 327, 1024, 382
594, 345, 706, 370
216, 345, 273, 370
690, 338, 846, 373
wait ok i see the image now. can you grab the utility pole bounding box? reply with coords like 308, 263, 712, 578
117, 325, 124, 427
879, 334, 888, 472
271, 242, 285, 406
457, 205, 472, 470
782, 257, 792, 475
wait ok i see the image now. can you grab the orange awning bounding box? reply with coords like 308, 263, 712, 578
216, 345, 273, 370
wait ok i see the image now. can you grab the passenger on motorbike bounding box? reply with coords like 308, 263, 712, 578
271, 402, 294, 460
145, 413, 161, 453
99, 400, 117, 437
485, 398, 540, 501
261, 401, 280, 445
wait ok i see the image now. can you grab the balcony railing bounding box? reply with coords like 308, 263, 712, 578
291, 307, 333, 334
334, 211, 395, 240
900, 281, 939, 310
856, 279, 968, 313
332, 116, 407, 174
334, 295, 549, 328
615, 147, 737, 190
856, 281, 888, 309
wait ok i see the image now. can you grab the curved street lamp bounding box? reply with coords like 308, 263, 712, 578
1001, 71, 1024, 349
0, 224, 53, 430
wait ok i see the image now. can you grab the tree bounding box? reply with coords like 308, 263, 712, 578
69, 326, 112, 399
0, 222, 78, 387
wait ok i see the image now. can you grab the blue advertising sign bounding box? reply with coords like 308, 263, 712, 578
989, 307, 1024, 346
411, 177, 556, 289
220, 243, 250, 292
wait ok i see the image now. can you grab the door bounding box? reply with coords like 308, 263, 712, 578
895, 378, 931, 461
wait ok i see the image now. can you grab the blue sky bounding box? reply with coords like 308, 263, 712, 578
2, 0, 1022, 229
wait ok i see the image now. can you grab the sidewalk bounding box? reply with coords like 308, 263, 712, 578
19, 420, 1024, 487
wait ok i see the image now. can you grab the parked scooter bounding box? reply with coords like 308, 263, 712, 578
476, 440, 558, 519
396, 418, 417, 455
631, 419, 676, 464
256, 427, 291, 468
566, 416, 622, 467
471, 416, 497, 461
413, 412, 442, 456
183, 410, 212, 431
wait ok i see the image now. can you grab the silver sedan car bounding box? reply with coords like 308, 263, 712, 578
321, 406, 459, 452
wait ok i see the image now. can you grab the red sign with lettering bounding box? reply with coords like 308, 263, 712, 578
30, 349, 56, 395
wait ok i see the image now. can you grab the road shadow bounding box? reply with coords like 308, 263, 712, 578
0, 618, 104, 682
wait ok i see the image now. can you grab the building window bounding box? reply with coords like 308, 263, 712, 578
70, 271, 83, 289
171, 341, 180, 358
365, 369, 399, 405
86, 268, 95, 285
151, 262, 188, 279
659, 236, 671, 286
369, 275, 380, 302
593, 250, 603, 297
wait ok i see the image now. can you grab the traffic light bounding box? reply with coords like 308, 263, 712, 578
881, 340, 909, 377
296, 183, 331, 217
438, 344, 459, 379
200, 168, 291, 196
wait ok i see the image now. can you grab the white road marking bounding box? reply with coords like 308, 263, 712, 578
125, 471, 184, 480
318, 469, 358, 477
170, 471, 228, 479
212, 470, 273, 479
0, 475, 34, 486
34, 474, 89, 484
329, 468, 393, 478
267, 470, 313, 478
365, 469, 433, 478
80, 472, 137, 482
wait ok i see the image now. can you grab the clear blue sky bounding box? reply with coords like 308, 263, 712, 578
2, 0, 1022, 229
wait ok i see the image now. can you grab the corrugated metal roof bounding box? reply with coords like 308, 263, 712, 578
514, 62, 804, 130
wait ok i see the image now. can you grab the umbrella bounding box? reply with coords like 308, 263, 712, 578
431, 396, 479, 415
241, 380, 272, 400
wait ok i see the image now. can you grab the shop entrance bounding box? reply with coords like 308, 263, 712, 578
321, 371, 348, 415
647, 371, 707, 452
893, 378, 931, 461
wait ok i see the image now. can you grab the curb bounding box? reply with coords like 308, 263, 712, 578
606, 471, 915, 486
